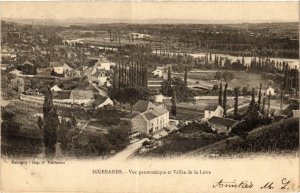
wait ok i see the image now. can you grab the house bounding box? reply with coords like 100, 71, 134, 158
91, 70, 109, 86
123, 100, 169, 134
266, 86, 275, 96
65, 69, 81, 78
50, 62, 64, 75
11, 77, 25, 93
18, 60, 36, 75
208, 116, 239, 135
69, 90, 95, 106
93, 95, 114, 108
153, 94, 171, 103
152, 69, 163, 77
53, 90, 71, 100
204, 103, 224, 120
292, 110, 300, 118
63, 63, 74, 72
129, 32, 152, 39
94, 57, 111, 71
51, 85, 62, 92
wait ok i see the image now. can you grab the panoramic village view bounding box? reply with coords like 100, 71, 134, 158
1, 18, 299, 160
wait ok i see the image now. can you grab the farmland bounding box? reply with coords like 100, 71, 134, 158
173, 70, 267, 90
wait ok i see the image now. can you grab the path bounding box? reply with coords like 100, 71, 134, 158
227, 103, 249, 113
88, 80, 108, 97
110, 138, 147, 161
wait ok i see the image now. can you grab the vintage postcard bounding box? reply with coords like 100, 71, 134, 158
0, 1, 299, 192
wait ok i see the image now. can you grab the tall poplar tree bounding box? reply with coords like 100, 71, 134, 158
38, 85, 59, 158
257, 83, 262, 107
267, 91, 271, 115
223, 82, 228, 116
184, 66, 188, 87
261, 92, 266, 115
234, 87, 239, 119
171, 89, 177, 117
218, 81, 223, 106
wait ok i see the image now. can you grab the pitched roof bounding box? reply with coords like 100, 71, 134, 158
151, 105, 169, 116
23, 60, 34, 66
72, 109, 90, 121
123, 113, 140, 119
93, 95, 108, 106
70, 90, 95, 100
208, 116, 238, 127
132, 100, 152, 112
92, 70, 106, 77
282, 103, 299, 116
50, 61, 63, 67
132, 100, 169, 115
53, 90, 71, 99
205, 103, 220, 111
51, 85, 62, 91
144, 111, 157, 120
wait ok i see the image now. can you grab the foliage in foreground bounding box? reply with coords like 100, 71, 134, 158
195, 117, 299, 155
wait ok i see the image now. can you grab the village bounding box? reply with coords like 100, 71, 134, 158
1, 20, 299, 159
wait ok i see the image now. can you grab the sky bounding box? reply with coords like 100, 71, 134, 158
0, 1, 299, 23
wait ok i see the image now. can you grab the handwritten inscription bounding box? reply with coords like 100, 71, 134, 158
213, 178, 292, 190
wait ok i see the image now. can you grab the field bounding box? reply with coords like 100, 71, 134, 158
173, 70, 267, 90
163, 97, 251, 120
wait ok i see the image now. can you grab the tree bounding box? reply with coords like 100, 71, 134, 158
242, 56, 245, 66
184, 66, 188, 87
71, 114, 77, 127
261, 92, 266, 115
167, 66, 172, 94
108, 121, 131, 149
280, 91, 284, 111
222, 71, 235, 82
167, 66, 172, 82
171, 89, 177, 117
38, 85, 59, 158
242, 86, 249, 95
223, 82, 228, 116
248, 88, 256, 112
212, 84, 219, 91
161, 80, 173, 97
58, 119, 72, 152
234, 87, 239, 119
267, 91, 271, 115
218, 82, 223, 106
257, 83, 262, 107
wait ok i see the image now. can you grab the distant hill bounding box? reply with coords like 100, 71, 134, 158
187, 117, 299, 156
2, 17, 299, 26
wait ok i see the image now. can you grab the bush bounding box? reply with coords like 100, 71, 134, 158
107, 121, 131, 149
212, 84, 219, 91
180, 122, 214, 134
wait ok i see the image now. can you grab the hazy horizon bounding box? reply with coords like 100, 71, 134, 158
0, 2, 298, 25
2, 17, 299, 25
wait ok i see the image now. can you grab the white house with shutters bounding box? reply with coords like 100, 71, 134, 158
121, 100, 169, 134
204, 103, 224, 120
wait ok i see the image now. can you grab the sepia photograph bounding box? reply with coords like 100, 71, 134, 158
0, 1, 299, 192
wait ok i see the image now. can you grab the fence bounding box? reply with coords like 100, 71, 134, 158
20, 94, 73, 108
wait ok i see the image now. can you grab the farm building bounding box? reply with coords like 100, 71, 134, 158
208, 116, 239, 135
204, 103, 224, 120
